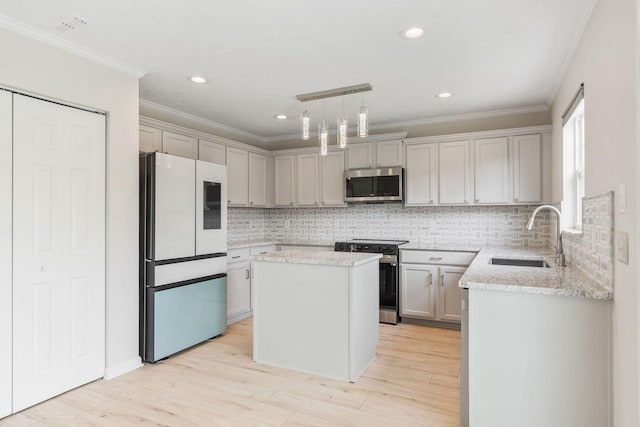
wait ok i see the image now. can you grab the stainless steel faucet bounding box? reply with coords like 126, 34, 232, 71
526, 205, 566, 266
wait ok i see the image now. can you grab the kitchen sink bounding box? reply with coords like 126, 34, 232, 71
489, 257, 551, 268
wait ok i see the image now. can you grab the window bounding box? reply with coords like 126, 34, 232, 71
562, 84, 585, 231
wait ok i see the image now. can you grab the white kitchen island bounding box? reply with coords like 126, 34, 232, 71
251, 250, 381, 382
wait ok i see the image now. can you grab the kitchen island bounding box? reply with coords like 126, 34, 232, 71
459, 248, 612, 427
251, 250, 381, 382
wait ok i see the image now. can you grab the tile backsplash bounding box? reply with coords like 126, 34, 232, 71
562, 192, 614, 289
229, 205, 551, 249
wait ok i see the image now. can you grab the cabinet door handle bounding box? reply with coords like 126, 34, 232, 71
514, 197, 519, 202
245, 269, 250, 279
474, 198, 479, 203
259, 251, 267, 254
441, 274, 445, 286
232, 255, 241, 259
250, 201, 254, 205
427, 271, 432, 286
429, 257, 442, 261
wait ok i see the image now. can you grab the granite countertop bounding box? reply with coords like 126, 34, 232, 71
459, 248, 613, 300
252, 249, 382, 267
401, 242, 481, 252
228, 239, 334, 250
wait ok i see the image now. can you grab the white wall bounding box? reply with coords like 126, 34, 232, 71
551, 0, 637, 425
0, 28, 141, 377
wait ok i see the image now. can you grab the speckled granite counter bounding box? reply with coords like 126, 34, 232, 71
252, 250, 381, 267
228, 240, 333, 250
459, 248, 613, 300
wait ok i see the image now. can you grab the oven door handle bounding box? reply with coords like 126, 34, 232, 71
379, 255, 398, 265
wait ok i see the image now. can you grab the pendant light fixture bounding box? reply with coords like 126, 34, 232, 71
337, 95, 348, 149
319, 121, 328, 156
295, 83, 372, 154
301, 107, 310, 140
357, 94, 369, 137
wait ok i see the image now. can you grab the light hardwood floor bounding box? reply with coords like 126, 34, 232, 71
0, 319, 461, 427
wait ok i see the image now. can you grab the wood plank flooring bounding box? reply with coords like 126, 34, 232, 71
0, 319, 461, 427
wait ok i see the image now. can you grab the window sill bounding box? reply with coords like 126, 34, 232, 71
562, 228, 583, 236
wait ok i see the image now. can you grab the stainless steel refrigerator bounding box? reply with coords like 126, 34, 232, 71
139, 152, 228, 362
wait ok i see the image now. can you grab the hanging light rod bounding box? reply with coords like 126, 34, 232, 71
296, 83, 373, 102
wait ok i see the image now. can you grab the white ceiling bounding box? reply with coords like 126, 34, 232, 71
0, 0, 596, 144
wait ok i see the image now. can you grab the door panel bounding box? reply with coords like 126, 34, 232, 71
439, 267, 465, 323
400, 264, 437, 319
0, 90, 12, 418
12, 94, 105, 412
154, 153, 196, 260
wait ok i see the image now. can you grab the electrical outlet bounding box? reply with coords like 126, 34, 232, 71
616, 231, 629, 264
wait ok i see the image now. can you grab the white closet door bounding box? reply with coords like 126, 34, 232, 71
12, 94, 106, 412
0, 90, 12, 418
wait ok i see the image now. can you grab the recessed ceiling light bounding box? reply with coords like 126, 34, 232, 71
436, 92, 453, 99
401, 27, 424, 39
189, 76, 207, 84
274, 114, 288, 120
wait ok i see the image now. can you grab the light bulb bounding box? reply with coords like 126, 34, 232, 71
301, 110, 310, 140
357, 105, 368, 137
337, 117, 348, 149
319, 121, 328, 156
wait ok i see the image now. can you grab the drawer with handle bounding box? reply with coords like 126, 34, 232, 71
250, 244, 277, 256
400, 250, 477, 266
227, 248, 250, 264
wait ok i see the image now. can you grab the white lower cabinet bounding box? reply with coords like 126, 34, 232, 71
227, 245, 276, 324
400, 250, 475, 324
400, 264, 438, 319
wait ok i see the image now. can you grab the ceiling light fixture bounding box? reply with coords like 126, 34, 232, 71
274, 114, 288, 120
337, 95, 348, 149
319, 120, 328, 156
296, 83, 372, 153
301, 108, 310, 140
189, 76, 207, 84
358, 94, 369, 138
401, 27, 424, 39
436, 92, 453, 98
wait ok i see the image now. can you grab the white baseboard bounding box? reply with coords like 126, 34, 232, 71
103, 356, 143, 380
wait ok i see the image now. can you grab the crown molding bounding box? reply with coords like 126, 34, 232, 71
139, 99, 264, 143
0, 14, 146, 78
403, 124, 553, 145
264, 105, 549, 143
139, 115, 271, 155
374, 105, 550, 129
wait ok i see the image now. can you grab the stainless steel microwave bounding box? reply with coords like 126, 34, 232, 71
344, 167, 404, 203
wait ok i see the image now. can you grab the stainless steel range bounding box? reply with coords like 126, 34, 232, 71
334, 239, 408, 324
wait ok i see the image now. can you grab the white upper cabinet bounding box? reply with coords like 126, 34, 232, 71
296, 153, 320, 206
274, 155, 295, 206
512, 134, 542, 203
139, 125, 162, 153
347, 143, 374, 169
320, 151, 346, 206
405, 144, 437, 205
439, 140, 472, 204
474, 137, 509, 204
248, 152, 267, 207
162, 131, 198, 159
198, 138, 226, 165
226, 147, 249, 205
347, 139, 403, 169
376, 140, 403, 167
